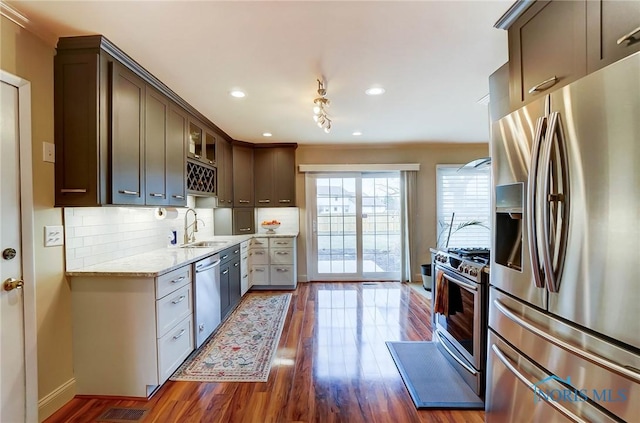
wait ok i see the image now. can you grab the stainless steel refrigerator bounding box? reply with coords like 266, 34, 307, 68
486, 52, 640, 422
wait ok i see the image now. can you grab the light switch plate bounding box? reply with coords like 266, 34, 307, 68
44, 225, 64, 247
43, 142, 55, 163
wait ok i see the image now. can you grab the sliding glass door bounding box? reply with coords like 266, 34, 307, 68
308, 172, 401, 281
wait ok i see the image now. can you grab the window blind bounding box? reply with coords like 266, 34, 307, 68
436, 165, 490, 248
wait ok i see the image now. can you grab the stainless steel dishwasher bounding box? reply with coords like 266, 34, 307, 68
193, 254, 221, 348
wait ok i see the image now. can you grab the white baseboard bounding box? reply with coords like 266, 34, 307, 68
38, 377, 76, 422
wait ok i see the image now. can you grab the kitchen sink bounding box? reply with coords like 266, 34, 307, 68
181, 241, 228, 248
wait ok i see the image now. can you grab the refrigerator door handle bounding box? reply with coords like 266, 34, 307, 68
494, 298, 640, 383
541, 112, 571, 293
527, 116, 547, 288
490, 344, 587, 423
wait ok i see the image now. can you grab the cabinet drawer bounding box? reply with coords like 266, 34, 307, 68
250, 265, 269, 285
249, 248, 269, 265
269, 237, 294, 248
156, 284, 193, 338
220, 245, 240, 264
270, 248, 294, 265
251, 237, 269, 247
156, 265, 191, 299
157, 315, 193, 383
270, 265, 295, 285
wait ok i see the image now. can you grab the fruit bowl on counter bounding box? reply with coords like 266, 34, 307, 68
261, 220, 281, 234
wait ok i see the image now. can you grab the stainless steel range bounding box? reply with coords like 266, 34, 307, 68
432, 247, 489, 397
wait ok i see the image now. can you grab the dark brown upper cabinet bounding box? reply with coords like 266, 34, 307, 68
587, 0, 640, 73
216, 139, 233, 207
232, 145, 254, 207
254, 146, 297, 207
54, 35, 228, 206
508, 0, 587, 109
187, 119, 217, 167
166, 104, 188, 206
144, 87, 169, 206
187, 119, 204, 162
204, 130, 217, 166
232, 208, 255, 235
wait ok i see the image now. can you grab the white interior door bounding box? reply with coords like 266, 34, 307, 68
308, 172, 401, 281
1, 80, 26, 423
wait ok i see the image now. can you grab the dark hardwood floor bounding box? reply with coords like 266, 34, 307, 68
45, 282, 484, 423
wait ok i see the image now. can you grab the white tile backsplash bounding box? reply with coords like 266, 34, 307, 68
255, 207, 300, 234
64, 199, 215, 270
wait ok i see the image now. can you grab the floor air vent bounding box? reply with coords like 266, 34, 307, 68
97, 407, 149, 422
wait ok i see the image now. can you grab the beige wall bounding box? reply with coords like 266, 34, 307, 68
1, 16, 74, 420
295, 143, 489, 280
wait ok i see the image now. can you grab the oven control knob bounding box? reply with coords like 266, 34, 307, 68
470, 268, 478, 277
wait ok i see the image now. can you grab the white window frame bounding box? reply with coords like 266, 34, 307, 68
436, 165, 490, 249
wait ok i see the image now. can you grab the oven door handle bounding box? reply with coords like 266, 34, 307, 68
435, 330, 478, 376
441, 272, 477, 292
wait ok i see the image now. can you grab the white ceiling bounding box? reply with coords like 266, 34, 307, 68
7, 0, 512, 145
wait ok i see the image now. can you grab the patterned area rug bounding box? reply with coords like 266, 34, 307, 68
171, 292, 292, 382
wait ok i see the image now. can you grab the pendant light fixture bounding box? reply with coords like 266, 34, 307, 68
313, 79, 332, 133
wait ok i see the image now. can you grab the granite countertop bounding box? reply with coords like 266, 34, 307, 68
66, 232, 299, 278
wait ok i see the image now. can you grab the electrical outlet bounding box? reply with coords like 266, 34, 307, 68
43, 142, 55, 163
44, 225, 64, 247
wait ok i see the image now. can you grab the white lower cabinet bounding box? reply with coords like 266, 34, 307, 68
70, 264, 194, 398
249, 236, 297, 289
250, 265, 270, 285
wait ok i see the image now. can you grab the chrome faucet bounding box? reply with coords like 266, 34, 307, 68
184, 208, 198, 244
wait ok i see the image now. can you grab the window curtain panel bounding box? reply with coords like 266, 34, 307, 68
400, 171, 418, 282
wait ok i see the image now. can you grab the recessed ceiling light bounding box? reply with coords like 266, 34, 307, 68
365, 86, 385, 96
352, 131, 362, 136
230, 90, 246, 98
262, 132, 272, 137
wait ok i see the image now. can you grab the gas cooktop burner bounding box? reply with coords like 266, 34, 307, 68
448, 247, 490, 257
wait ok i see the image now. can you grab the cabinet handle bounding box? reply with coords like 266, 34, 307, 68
276, 268, 289, 272
222, 269, 229, 275
617, 26, 640, 45
221, 255, 229, 260
60, 188, 87, 193
254, 251, 264, 255
171, 295, 186, 304
234, 249, 239, 254
118, 190, 139, 196
254, 268, 265, 272
278, 199, 291, 203
275, 241, 288, 245
528, 76, 558, 94
243, 275, 248, 279
234, 263, 239, 267
238, 200, 250, 204
209, 160, 213, 164
258, 200, 270, 203
170, 276, 186, 284
172, 329, 186, 340
276, 251, 289, 255
172, 195, 185, 200
149, 193, 165, 198
194, 154, 201, 159
239, 228, 251, 232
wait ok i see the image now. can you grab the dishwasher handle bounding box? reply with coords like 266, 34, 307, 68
196, 259, 221, 273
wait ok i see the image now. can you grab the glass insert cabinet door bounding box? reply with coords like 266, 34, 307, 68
308, 172, 401, 281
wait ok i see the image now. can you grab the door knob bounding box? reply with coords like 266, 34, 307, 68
3, 278, 24, 292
